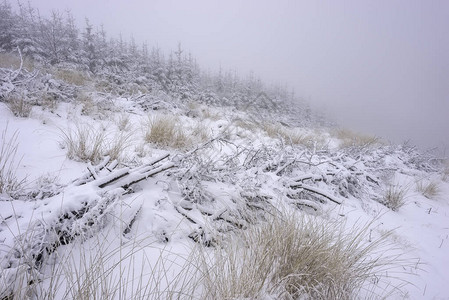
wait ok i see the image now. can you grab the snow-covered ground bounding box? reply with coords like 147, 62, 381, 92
1, 90, 448, 299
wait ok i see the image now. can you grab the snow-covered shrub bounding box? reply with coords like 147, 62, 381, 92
199, 210, 403, 299
0, 125, 25, 196
144, 115, 189, 149
383, 184, 408, 211
416, 180, 440, 199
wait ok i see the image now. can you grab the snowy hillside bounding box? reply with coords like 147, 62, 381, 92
1, 2, 449, 299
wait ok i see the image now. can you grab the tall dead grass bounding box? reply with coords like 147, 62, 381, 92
0, 227, 200, 299
383, 184, 408, 211
144, 115, 189, 149
5, 95, 32, 118
335, 129, 381, 150
0, 125, 26, 196
416, 180, 440, 199
59, 123, 133, 163
198, 210, 407, 299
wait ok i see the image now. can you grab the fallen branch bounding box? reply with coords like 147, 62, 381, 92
290, 183, 342, 205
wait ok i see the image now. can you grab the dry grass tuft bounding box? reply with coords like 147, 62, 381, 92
107, 131, 134, 162
262, 122, 326, 149
0, 52, 34, 71
199, 211, 405, 299
116, 113, 132, 132
59, 123, 107, 163
60, 122, 133, 163
383, 184, 408, 211
192, 122, 211, 143
6, 95, 32, 118
0, 125, 26, 196
0, 227, 201, 299
77, 93, 97, 116
442, 162, 449, 182
335, 129, 381, 149
416, 180, 440, 199
52, 68, 87, 86
144, 115, 189, 149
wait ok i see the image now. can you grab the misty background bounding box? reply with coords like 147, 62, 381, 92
21, 0, 449, 154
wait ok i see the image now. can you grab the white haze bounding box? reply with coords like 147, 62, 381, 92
22, 0, 449, 154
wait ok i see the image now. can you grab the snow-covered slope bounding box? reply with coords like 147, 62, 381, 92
0, 61, 448, 299
0, 47, 449, 299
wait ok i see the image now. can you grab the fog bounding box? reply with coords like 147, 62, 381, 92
23, 0, 449, 153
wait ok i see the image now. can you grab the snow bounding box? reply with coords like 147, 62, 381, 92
1, 85, 449, 299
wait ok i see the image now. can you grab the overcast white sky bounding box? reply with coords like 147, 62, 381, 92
20, 0, 449, 153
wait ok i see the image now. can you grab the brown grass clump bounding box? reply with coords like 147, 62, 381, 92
52, 68, 87, 86
335, 129, 381, 149
59, 123, 106, 163
199, 211, 405, 299
0, 52, 34, 71
144, 115, 189, 149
